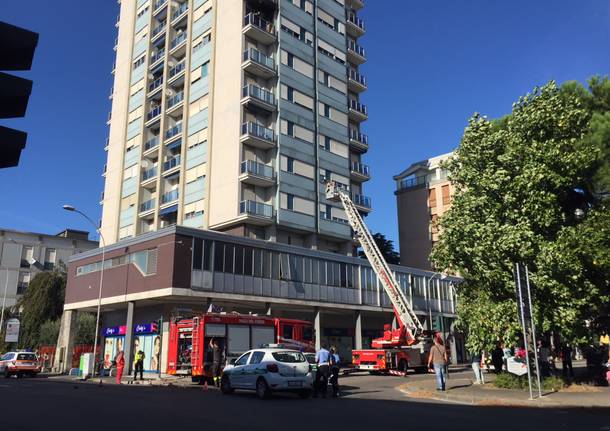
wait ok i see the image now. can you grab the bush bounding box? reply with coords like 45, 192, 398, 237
542, 376, 566, 392
493, 372, 567, 391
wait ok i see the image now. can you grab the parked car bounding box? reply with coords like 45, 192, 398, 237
0, 352, 41, 378
220, 347, 313, 399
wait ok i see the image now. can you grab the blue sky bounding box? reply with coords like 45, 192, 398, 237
1, 0, 609, 247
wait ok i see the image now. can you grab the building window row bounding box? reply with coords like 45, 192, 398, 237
76, 249, 157, 276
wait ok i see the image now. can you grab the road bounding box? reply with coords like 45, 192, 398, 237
0, 373, 607, 431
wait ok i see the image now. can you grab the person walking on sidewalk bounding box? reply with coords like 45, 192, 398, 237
314, 344, 330, 398
133, 350, 145, 381
471, 351, 485, 385
114, 350, 125, 385
560, 343, 574, 379
427, 334, 448, 391
329, 346, 341, 398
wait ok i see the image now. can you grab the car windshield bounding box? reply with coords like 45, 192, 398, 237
0, 353, 14, 361
304, 354, 316, 364
17, 353, 37, 361
271, 351, 305, 363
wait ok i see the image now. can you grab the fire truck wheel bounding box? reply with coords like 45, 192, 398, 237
398, 360, 408, 376
220, 376, 234, 395
256, 378, 270, 399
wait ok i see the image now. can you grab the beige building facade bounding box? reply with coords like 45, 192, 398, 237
394, 152, 454, 270
101, 0, 370, 254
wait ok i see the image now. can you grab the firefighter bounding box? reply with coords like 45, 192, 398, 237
114, 350, 125, 385
210, 338, 222, 387
314, 344, 330, 398
133, 350, 145, 381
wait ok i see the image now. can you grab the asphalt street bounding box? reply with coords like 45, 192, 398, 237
0, 373, 608, 431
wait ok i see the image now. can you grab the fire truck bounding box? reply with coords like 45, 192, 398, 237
326, 182, 432, 376
167, 313, 314, 382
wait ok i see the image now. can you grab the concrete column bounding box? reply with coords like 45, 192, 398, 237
266, 225, 277, 242
265, 302, 272, 316
124, 301, 135, 374
314, 307, 321, 351
354, 311, 363, 350
53, 309, 78, 373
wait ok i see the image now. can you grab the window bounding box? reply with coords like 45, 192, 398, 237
249, 351, 265, 365
271, 351, 306, 363
193, 238, 203, 269
137, 6, 149, 18
44, 248, 56, 270
286, 157, 294, 173
214, 242, 224, 272
234, 245, 244, 275
133, 56, 146, 69
244, 247, 253, 276
203, 240, 213, 271
235, 353, 250, 366
428, 188, 437, 208
282, 325, 293, 340
442, 184, 451, 205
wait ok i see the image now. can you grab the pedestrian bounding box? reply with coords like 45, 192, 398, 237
501, 343, 512, 370
314, 344, 331, 398
427, 333, 448, 391
538, 341, 551, 377
491, 344, 503, 374
470, 351, 484, 385
210, 338, 222, 387
114, 350, 125, 385
329, 346, 340, 398
560, 343, 574, 379
133, 350, 145, 381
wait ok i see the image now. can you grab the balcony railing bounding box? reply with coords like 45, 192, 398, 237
172, 3, 188, 20
240, 200, 273, 218
162, 189, 179, 204
170, 32, 187, 50
242, 85, 275, 105
167, 91, 184, 109
20, 259, 30, 268
144, 136, 160, 151
348, 40, 366, 58
142, 166, 158, 181
165, 123, 183, 139
243, 48, 275, 70
349, 99, 368, 116
347, 13, 366, 32
244, 13, 273, 34
43, 262, 55, 271
397, 176, 427, 191
352, 193, 372, 209
150, 49, 165, 64
349, 130, 368, 145
154, 0, 167, 11
351, 161, 370, 177
152, 23, 166, 38
349, 69, 366, 86
240, 160, 274, 179
148, 76, 164, 92
146, 106, 162, 121
163, 155, 181, 171
140, 198, 156, 212
168, 60, 185, 79
241, 122, 275, 142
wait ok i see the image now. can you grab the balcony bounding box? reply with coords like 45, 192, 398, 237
150, 49, 165, 67
165, 123, 183, 140
148, 76, 164, 94
348, 0, 364, 10
242, 48, 276, 79
171, 3, 188, 23
349, 130, 369, 153
152, 23, 166, 41
350, 161, 371, 181
163, 155, 181, 172
146, 106, 162, 123
397, 175, 427, 191
20, 259, 30, 269
17, 282, 29, 295
241, 84, 276, 112
161, 189, 179, 204
168, 60, 186, 82
167, 91, 184, 112
243, 13, 276, 45
142, 166, 158, 182
140, 198, 156, 213
349, 99, 368, 122
348, 69, 367, 93
153, 0, 167, 16
240, 122, 276, 150
239, 160, 276, 187
347, 40, 366, 65
347, 13, 366, 37
352, 193, 372, 213
239, 200, 275, 225
170, 32, 187, 56
144, 136, 160, 152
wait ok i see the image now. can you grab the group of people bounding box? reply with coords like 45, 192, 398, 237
313, 345, 341, 398
111, 348, 146, 384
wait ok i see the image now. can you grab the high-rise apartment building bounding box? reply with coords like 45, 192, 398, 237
393, 152, 454, 270
102, 0, 371, 254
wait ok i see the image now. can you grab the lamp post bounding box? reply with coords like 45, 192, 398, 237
63, 205, 106, 376
0, 237, 19, 334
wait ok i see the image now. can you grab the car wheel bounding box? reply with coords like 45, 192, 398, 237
298, 390, 312, 399
220, 375, 234, 395
255, 378, 270, 399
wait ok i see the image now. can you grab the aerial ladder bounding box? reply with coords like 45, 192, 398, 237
326, 181, 428, 374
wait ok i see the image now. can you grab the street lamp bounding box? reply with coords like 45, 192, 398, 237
0, 237, 18, 335
63, 204, 106, 377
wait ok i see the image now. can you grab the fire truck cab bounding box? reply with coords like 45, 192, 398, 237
167, 313, 313, 383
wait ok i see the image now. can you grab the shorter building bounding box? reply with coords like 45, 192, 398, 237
394, 152, 454, 270
58, 225, 465, 373
0, 229, 98, 308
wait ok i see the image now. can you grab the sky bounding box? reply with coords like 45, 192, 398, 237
1, 0, 609, 247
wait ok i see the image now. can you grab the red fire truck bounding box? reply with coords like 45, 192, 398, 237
167, 313, 314, 382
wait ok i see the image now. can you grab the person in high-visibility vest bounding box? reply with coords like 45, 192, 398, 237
133, 350, 145, 381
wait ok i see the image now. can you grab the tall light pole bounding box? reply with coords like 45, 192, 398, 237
63, 205, 106, 376
0, 237, 18, 334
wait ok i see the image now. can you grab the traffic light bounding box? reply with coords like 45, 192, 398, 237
432, 316, 442, 332
0, 21, 38, 168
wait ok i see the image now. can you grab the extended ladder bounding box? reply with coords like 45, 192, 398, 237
325, 181, 424, 342
191, 317, 200, 373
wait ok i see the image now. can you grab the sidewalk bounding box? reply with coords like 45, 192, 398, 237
45, 372, 202, 388
399, 372, 610, 408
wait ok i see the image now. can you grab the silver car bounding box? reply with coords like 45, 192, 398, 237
221, 347, 313, 399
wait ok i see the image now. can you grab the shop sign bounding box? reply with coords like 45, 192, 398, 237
134, 323, 158, 334
5, 318, 20, 343
103, 326, 126, 337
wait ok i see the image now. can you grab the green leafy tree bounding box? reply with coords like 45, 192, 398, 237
39, 319, 61, 346
359, 233, 400, 265
432, 80, 610, 353
74, 313, 96, 345
17, 270, 66, 349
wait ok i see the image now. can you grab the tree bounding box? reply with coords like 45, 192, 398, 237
431, 80, 610, 353
74, 313, 96, 345
17, 270, 66, 349
39, 319, 61, 346
359, 233, 400, 265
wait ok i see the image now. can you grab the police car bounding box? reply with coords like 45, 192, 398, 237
220, 346, 313, 399
0, 351, 41, 378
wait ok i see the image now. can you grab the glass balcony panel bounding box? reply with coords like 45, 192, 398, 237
242, 85, 275, 105
239, 200, 273, 218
